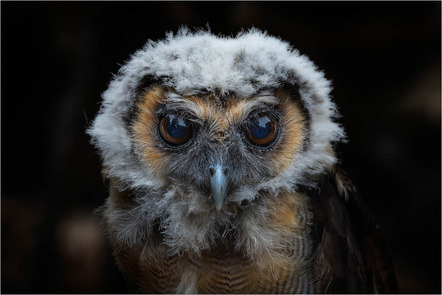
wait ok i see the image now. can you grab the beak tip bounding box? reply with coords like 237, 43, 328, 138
213, 189, 225, 212
210, 163, 227, 212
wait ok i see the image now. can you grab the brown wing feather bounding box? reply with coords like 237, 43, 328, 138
308, 167, 397, 293
336, 167, 398, 293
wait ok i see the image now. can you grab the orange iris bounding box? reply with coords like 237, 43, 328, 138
159, 115, 192, 146
246, 115, 278, 147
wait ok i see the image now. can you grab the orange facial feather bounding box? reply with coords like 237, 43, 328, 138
132, 87, 307, 179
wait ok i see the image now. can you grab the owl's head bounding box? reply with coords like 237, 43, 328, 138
88, 28, 345, 254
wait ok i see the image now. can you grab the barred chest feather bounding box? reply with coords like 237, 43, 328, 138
107, 184, 317, 294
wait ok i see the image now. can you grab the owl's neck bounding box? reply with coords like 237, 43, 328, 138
137, 191, 316, 293
106, 181, 318, 292
106, 178, 314, 258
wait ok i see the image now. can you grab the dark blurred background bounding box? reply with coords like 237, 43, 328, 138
2, 2, 440, 293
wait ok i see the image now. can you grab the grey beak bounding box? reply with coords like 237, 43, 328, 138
210, 163, 227, 212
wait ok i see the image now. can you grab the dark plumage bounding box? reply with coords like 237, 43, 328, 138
309, 168, 397, 293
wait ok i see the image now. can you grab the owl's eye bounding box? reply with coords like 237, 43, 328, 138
246, 115, 279, 147
159, 115, 193, 146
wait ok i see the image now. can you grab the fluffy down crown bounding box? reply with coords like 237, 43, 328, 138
88, 28, 345, 192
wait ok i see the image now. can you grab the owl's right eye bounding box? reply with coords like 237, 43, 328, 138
158, 115, 193, 146
245, 115, 279, 148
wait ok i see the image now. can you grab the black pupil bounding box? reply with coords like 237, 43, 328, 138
166, 115, 188, 138
249, 116, 272, 139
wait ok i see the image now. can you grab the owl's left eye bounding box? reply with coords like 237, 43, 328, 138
245, 115, 279, 148
159, 115, 193, 146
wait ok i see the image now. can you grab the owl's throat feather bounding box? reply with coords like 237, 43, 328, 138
105, 179, 316, 292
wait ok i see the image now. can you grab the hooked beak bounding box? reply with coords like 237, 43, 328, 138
210, 163, 227, 212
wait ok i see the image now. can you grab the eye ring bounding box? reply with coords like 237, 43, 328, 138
245, 115, 279, 148
158, 114, 193, 147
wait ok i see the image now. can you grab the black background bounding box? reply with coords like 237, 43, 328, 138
2, 2, 440, 293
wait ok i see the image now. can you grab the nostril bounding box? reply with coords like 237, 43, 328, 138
209, 167, 215, 176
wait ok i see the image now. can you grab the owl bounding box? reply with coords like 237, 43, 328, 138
88, 28, 397, 293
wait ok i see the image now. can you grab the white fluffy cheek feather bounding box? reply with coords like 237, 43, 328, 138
106, 183, 236, 256
103, 198, 152, 247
